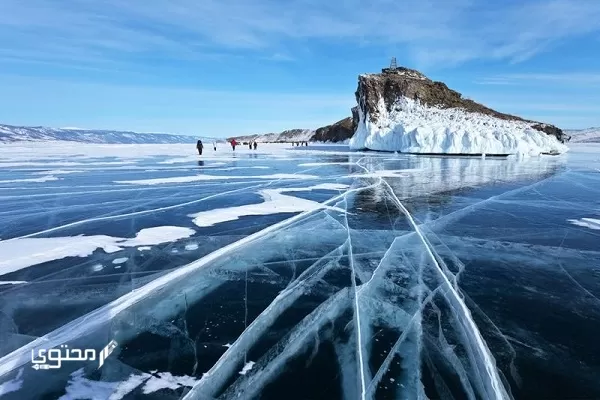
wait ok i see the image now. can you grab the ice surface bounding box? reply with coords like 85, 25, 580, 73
0, 142, 599, 400
350, 97, 568, 155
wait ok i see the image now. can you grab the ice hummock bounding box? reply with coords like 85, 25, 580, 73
350, 97, 568, 156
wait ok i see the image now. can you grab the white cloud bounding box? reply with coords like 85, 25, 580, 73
1, 0, 600, 67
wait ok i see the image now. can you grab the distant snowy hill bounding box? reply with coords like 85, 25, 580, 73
566, 128, 600, 143
230, 129, 314, 143
0, 124, 201, 144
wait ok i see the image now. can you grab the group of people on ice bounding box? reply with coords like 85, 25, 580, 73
292, 141, 308, 147
196, 138, 259, 155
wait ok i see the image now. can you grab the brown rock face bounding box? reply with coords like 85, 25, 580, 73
310, 117, 354, 142
354, 69, 567, 142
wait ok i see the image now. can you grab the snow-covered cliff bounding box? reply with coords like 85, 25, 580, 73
349, 69, 568, 156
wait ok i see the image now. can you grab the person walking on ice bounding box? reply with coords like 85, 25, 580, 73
213, 141, 217, 151
230, 139, 237, 151
253, 141, 258, 150
196, 139, 203, 155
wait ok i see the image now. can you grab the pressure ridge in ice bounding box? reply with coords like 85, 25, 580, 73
350, 97, 568, 155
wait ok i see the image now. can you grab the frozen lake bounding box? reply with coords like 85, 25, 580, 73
0, 142, 599, 399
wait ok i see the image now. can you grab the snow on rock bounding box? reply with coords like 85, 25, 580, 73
112, 258, 129, 265
350, 97, 568, 156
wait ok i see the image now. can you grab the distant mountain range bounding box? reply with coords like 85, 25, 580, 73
0, 124, 199, 144
229, 129, 315, 143
565, 128, 600, 143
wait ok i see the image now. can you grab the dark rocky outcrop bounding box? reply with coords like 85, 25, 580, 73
310, 117, 354, 142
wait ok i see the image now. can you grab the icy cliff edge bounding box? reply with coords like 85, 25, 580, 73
349, 72, 568, 155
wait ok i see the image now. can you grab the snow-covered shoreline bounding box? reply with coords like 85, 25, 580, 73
350, 97, 568, 156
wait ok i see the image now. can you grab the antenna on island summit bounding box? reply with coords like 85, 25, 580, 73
389, 57, 398, 70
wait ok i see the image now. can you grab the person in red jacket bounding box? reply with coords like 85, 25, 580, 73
230, 139, 237, 151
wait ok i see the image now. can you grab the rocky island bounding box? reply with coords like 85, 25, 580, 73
349, 59, 568, 155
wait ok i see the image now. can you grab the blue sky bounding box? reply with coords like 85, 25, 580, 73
1, 0, 600, 136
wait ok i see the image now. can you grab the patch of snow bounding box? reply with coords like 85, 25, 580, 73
297, 162, 353, 167
0, 175, 58, 184
112, 257, 128, 265
142, 372, 197, 394
185, 243, 199, 251
568, 217, 600, 230
59, 368, 151, 400
120, 227, 195, 247
137, 246, 152, 251
350, 96, 568, 155
32, 169, 84, 175
0, 281, 27, 285
0, 226, 195, 276
116, 173, 318, 185
108, 374, 151, 400
91, 264, 104, 271
0, 368, 23, 396
189, 183, 348, 227
239, 361, 255, 375
59, 369, 120, 400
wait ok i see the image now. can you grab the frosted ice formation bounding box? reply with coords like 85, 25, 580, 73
350, 97, 568, 156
